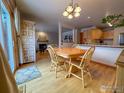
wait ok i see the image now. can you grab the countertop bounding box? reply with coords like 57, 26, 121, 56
78, 44, 124, 48
76, 44, 124, 67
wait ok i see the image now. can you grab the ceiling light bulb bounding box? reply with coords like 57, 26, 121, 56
74, 12, 80, 17
107, 22, 113, 27
88, 16, 91, 19
74, 6, 81, 13
63, 11, 69, 16
68, 14, 73, 19
66, 5, 73, 13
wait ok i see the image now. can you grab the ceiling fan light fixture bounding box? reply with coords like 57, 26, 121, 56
88, 16, 91, 19
74, 6, 81, 13
68, 14, 73, 19
63, 0, 81, 19
74, 12, 80, 17
63, 11, 69, 16
66, 5, 73, 13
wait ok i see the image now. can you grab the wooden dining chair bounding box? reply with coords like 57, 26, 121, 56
68, 46, 95, 88
50, 44, 58, 48
71, 44, 77, 48
47, 45, 67, 78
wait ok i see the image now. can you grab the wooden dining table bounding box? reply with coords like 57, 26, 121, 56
55, 47, 86, 77
55, 47, 86, 59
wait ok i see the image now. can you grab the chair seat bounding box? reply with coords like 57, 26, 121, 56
76, 55, 83, 60
57, 56, 65, 62
52, 60, 64, 66
71, 59, 84, 69
71, 60, 89, 70
51, 56, 65, 65
57, 61, 64, 65
57, 56, 66, 65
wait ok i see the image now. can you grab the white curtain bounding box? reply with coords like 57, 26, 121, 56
0, 44, 19, 93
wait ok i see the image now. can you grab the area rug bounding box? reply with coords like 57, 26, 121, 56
15, 65, 41, 85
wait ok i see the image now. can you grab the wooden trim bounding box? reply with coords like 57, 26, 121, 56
9, 0, 16, 7
80, 32, 84, 44
2, 0, 15, 17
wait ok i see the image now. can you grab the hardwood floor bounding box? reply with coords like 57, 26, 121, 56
19, 52, 116, 93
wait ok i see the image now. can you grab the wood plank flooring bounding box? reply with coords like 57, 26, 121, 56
19, 52, 116, 93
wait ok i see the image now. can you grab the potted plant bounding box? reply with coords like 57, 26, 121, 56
102, 14, 124, 28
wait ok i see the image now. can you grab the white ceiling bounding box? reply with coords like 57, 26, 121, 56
16, 0, 124, 29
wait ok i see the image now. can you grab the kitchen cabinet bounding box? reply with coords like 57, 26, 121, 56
102, 30, 114, 39
82, 30, 92, 44
80, 27, 115, 44
81, 28, 103, 44
91, 29, 103, 39
83, 30, 92, 39
82, 28, 103, 40
82, 28, 114, 40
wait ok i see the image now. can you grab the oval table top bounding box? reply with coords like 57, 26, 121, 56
55, 48, 86, 59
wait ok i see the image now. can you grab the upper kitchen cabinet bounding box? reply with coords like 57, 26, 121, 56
83, 29, 92, 39
102, 30, 114, 40
83, 28, 103, 40
80, 27, 103, 44
91, 28, 103, 39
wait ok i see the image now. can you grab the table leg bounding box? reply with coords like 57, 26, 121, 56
65, 58, 72, 78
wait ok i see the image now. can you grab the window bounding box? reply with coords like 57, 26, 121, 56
0, 1, 15, 72
0, 1, 4, 48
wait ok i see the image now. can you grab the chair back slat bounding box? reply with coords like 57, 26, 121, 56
47, 45, 58, 64
80, 46, 95, 67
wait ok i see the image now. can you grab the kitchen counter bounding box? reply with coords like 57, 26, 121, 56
78, 44, 124, 48
75, 44, 124, 67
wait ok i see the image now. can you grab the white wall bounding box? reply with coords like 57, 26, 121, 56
36, 31, 58, 42
32, 23, 59, 50
36, 31, 58, 50
35, 23, 58, 44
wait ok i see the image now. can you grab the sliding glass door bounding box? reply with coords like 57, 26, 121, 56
0, 1, 15, 72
